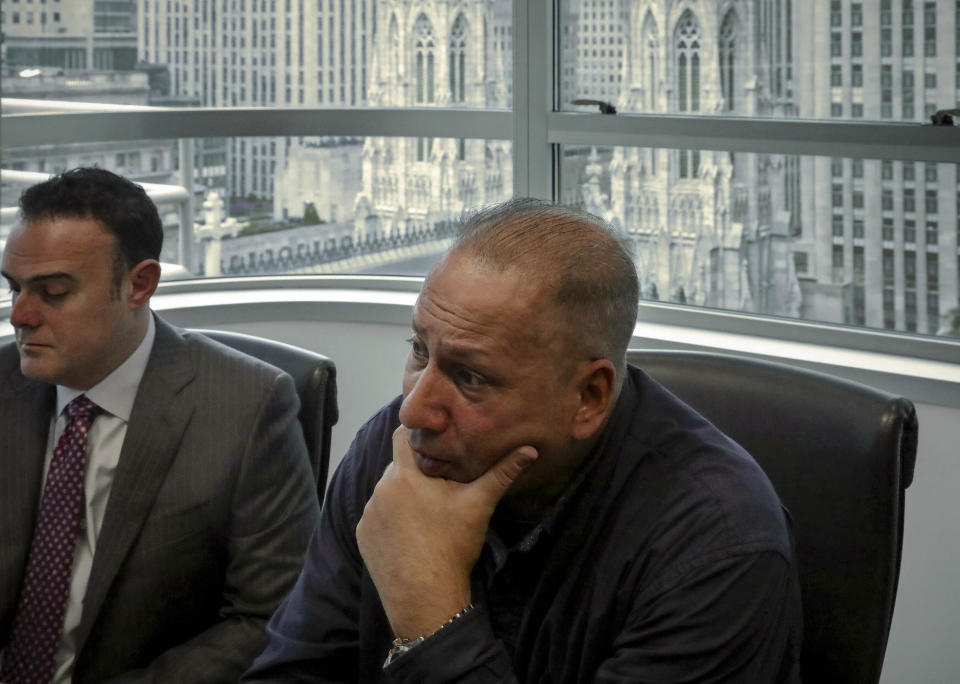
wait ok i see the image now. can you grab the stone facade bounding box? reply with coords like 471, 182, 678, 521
576, 0, 801, 316
352, 0, 513, 241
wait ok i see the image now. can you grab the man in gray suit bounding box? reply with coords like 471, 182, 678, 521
0, 168, 319, 683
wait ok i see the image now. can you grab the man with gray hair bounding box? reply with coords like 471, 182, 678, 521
246, 198, 801, 682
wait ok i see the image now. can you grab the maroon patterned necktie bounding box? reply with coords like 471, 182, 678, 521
1, 395, 100, 684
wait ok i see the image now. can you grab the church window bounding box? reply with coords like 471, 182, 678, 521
388, 14, 399, 81
631, 10, 659, 111
719, 11, 737, 111
450, 14, 467, 103
417, 137, 432, 161
414, 13, 435, 104
676, 11, 701, 177
675, 11, 700, 113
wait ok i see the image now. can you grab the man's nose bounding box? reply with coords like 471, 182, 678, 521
9, 292, 41, 329
399, 365, 449, 434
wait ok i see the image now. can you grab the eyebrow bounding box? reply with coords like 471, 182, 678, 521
1, 271, 77, 286
410, 320, 497, 363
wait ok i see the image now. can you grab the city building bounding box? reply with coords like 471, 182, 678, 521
569, 0, 802, 316
352, 0, 513, 242
274, 137, 363, 222
793, 0, 960, 333
0, 70, 177, 211
4, 0, 958, 332
270, 0, 377, 222
1, 0, 137, 71
566, 0, 626, 107
137, 0, 376, 202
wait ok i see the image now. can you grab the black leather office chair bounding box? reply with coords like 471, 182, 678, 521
193, 329, 338, 504
626, 350, 918, 684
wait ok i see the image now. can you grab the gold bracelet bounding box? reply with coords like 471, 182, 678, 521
384, 604, 474, 666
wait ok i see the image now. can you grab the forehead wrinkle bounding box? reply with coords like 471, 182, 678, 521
416, 279, 541, 364
416, 287, 512, 348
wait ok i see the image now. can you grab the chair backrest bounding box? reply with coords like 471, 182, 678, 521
626, 349, 918, 684
193, 329, 338, 504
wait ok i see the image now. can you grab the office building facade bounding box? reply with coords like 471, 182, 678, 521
793, 0, 960, 333
138, 0, 375, 202
2, 0, 137, 71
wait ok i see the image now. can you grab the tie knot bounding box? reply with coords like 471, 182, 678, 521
66, 395, 100, 425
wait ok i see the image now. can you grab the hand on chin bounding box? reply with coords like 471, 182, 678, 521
356, 426, 537, 640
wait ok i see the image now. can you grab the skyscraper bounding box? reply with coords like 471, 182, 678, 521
273, 0, 377, 221
569, 0, 626, 106
793, 0, 959, 333
138, 0, 376, 200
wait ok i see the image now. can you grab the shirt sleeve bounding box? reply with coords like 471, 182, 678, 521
385, 550, 798, 684
242, 395, 523, 684
383, 604, 519, 684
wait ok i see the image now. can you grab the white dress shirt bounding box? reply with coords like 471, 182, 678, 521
43, 315, 156, 684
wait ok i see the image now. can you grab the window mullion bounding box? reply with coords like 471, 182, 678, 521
547, 112, 960, 164
513, 0, 553, 200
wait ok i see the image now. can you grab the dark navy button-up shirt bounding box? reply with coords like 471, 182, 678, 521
245, 365, 802, 683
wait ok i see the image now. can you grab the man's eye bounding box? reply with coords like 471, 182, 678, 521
454, 367, 486, 388
41, 289, 68, 302
407, 337, 427, 360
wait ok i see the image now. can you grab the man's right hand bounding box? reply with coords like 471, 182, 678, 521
356, 426, 537, 641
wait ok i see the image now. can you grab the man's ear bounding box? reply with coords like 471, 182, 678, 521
126, 259, 161, 310
570, 358, 617, 441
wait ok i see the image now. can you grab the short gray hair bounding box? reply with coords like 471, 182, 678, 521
450, 198, 639, 377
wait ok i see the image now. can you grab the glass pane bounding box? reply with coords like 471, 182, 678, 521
1, 136, 512, 304
1, 1, 511, 109
559, 0, 956, 124
1, 137, 187, 263
559, 145, 960, 338
0, 2, 514, 299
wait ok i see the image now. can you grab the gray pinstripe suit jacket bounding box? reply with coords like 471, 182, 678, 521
0, 315, 320, 683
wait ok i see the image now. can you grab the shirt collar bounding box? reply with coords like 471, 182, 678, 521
56, 314, 157, 422
482, 372, 641, 571
485, 444, 599, 571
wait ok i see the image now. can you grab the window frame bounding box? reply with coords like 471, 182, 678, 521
2, 0, 960, 370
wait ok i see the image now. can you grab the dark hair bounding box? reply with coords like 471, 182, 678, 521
451, 198, 639, 376
18, 167, 164, 270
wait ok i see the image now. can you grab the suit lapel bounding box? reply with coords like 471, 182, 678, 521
74, 317, 197, 649
0, 356, 55, 632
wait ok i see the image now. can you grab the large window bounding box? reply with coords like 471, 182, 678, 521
3, 1, 959, 349
2, 0, 513, 291
559, 144, 958, 335
556, 0, 960, 343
